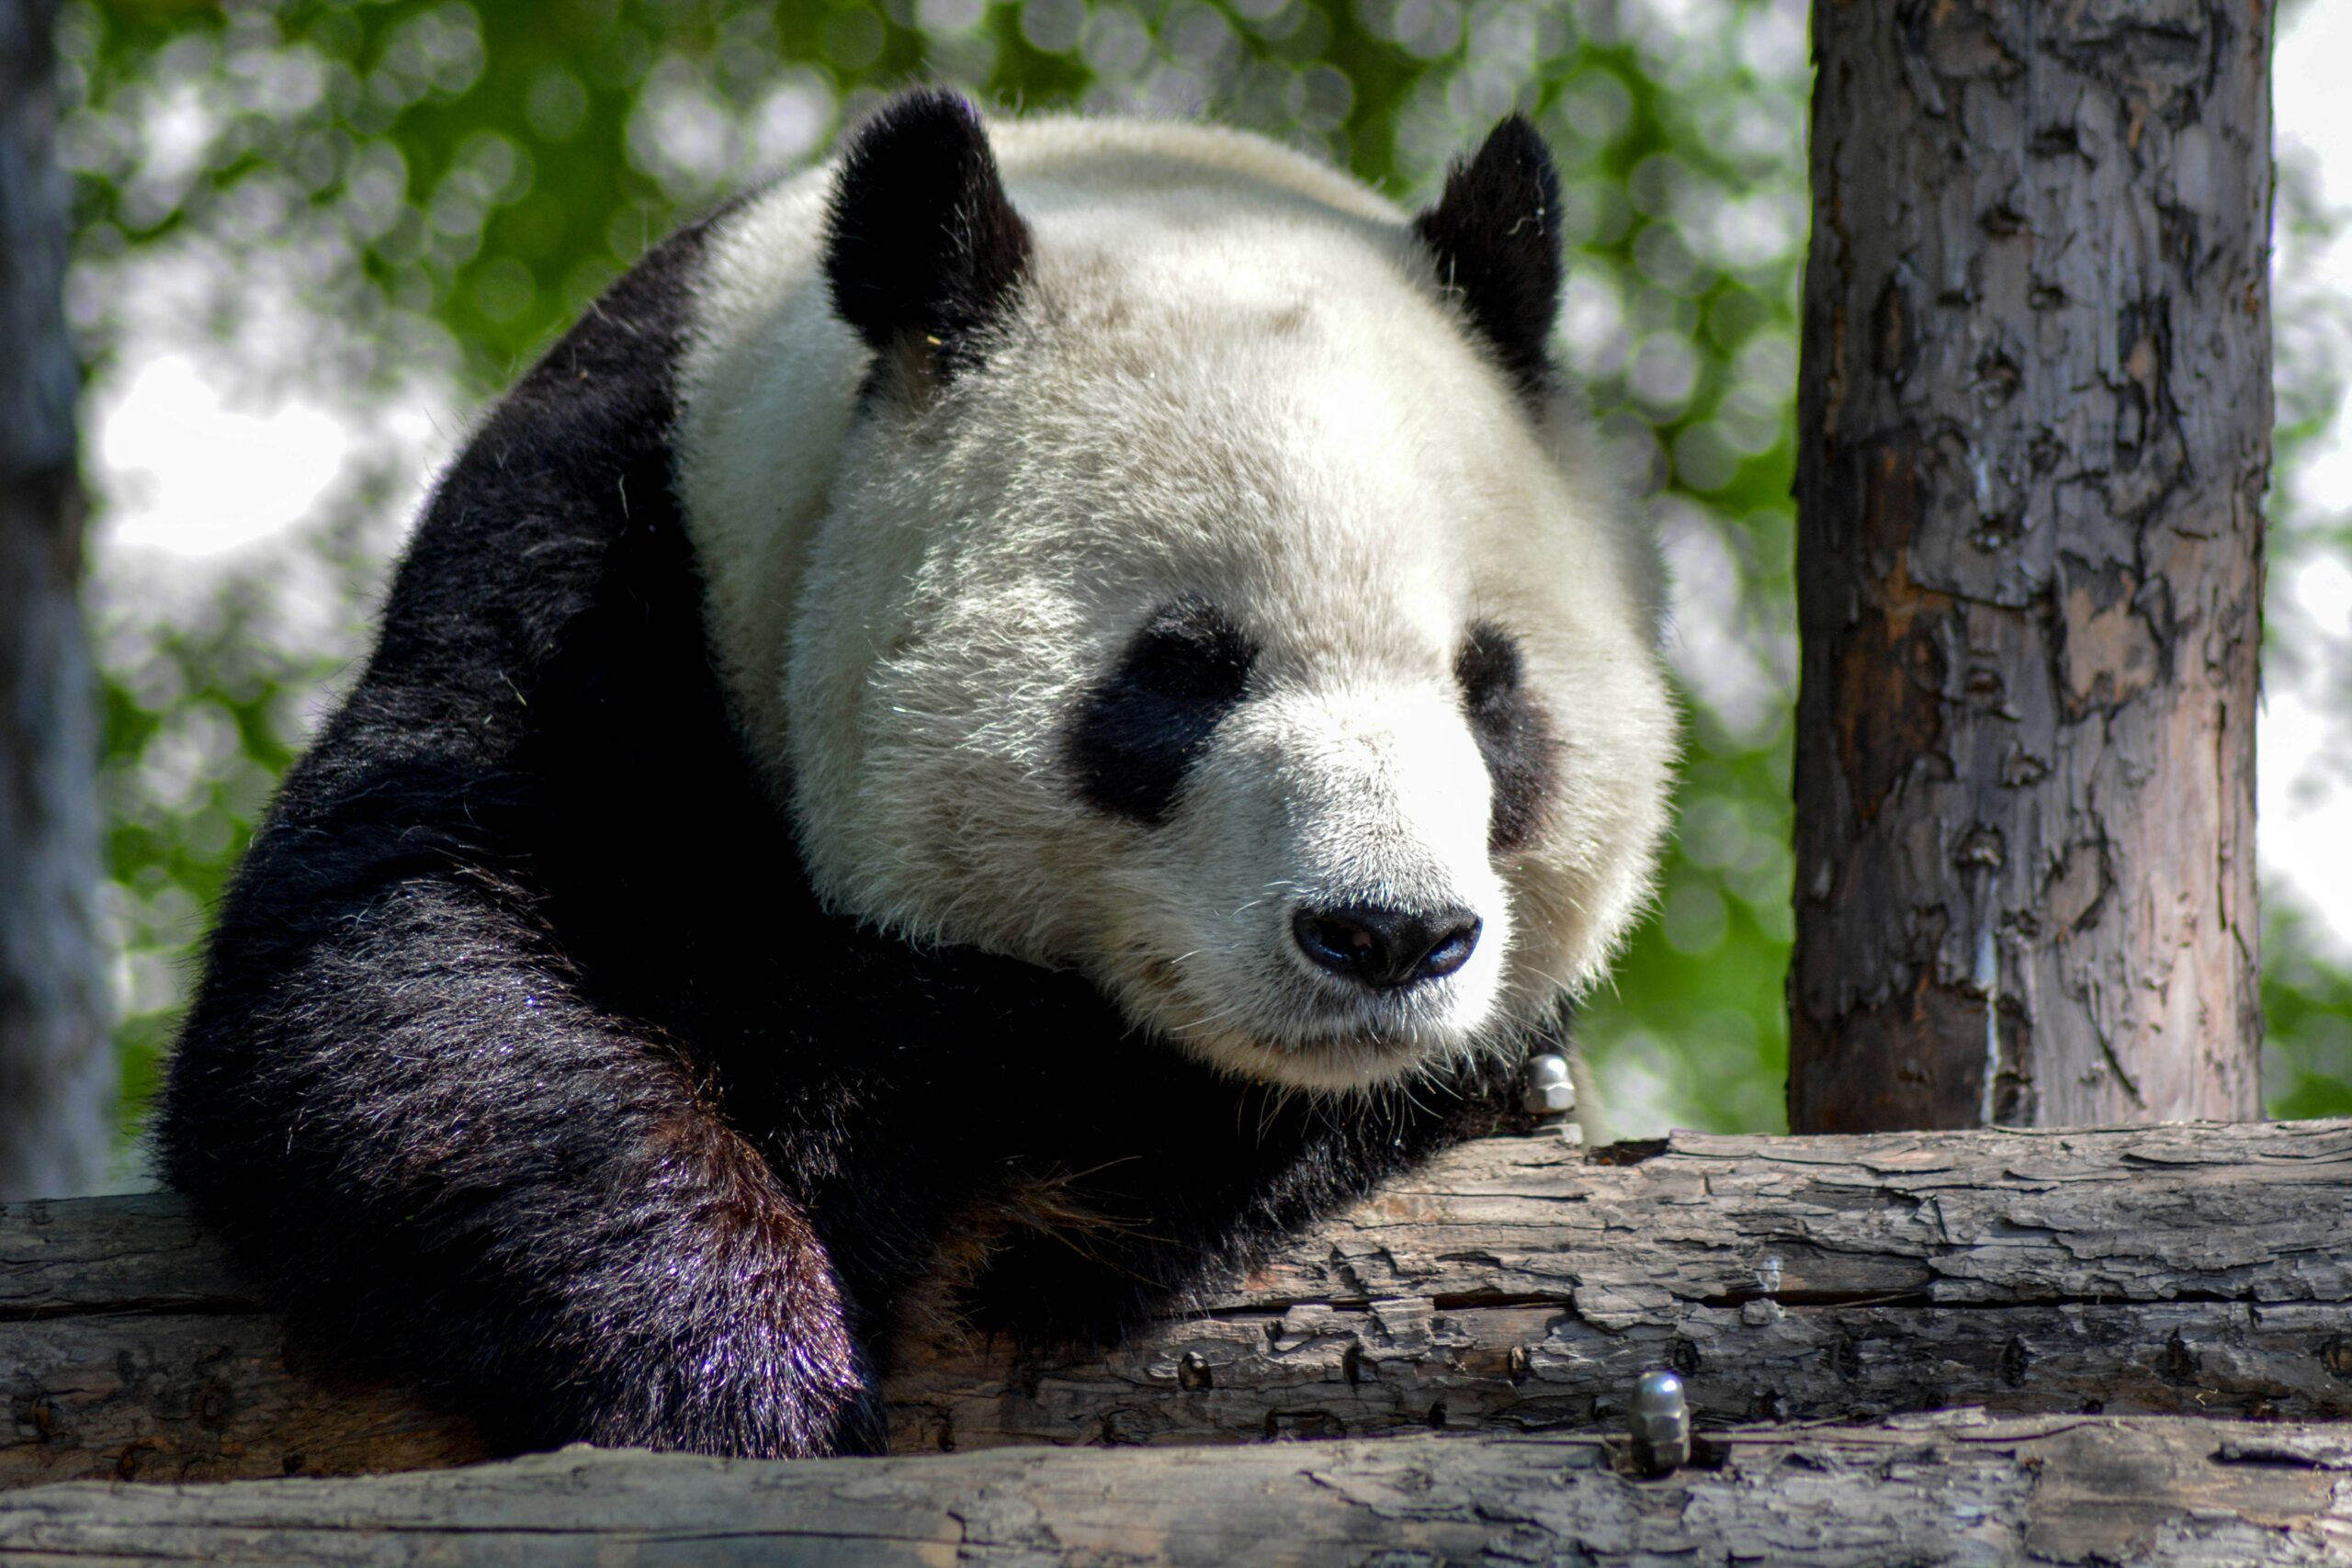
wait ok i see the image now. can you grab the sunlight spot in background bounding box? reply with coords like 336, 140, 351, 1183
96, 355, 348, 555
81, 229, 458, 581
1659, 497, 1787, 742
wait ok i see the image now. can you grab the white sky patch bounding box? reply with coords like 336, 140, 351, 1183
82, 231, 460, 579
95, 355, 349, 555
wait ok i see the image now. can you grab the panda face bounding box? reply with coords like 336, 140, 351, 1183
680, 99, 1675, 1094
1063, 595, 1525, 1089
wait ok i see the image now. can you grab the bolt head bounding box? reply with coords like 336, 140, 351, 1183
1522, 1052, 1576, 1116
1628, 1368, 1691, 1474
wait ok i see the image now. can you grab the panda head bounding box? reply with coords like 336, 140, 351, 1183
772, 92, 1675, 1095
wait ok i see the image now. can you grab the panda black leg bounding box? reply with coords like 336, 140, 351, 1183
163, 874, 878, 1460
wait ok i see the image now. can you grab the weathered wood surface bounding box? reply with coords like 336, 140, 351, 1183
1790, 0, 2271, 1129
8, 1120, 2352, 1490
5, 1415, 2351, 1566
0, 1190, 490, 1488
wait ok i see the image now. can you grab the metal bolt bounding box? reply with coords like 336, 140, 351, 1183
1627, 1369, 1690, 1475
1177, 1350, 1213, 1391
1522, 1051, 1576, 1117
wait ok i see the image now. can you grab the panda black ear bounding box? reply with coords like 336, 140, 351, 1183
824, 89, 1033, 386
1412, 115, 1564, 400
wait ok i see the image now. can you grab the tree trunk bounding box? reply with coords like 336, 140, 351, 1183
0, 0, 108, 1199
11, 1120, 2352, 1489
1788, 1, 2269, 1133
6, 1416, 2351, 1567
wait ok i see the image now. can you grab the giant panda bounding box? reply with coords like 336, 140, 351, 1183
159, 89, 1675, 1460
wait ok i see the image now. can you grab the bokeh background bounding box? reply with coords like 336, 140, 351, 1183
58, 0, 2352, 1167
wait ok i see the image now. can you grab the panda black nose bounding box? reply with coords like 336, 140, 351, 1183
1292, 903, 1482, 990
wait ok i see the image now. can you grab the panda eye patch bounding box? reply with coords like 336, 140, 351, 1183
1454, 623, 1523, 713
1455, 622, 1557, 854
1126, 598, 1254, 703
1066, 597, 1256, 825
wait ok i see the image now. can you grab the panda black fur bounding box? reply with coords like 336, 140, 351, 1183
159, 92, 1675, 1459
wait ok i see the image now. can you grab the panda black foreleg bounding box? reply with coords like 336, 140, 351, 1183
161, 865, 885, 1459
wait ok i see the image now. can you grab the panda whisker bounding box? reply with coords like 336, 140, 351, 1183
1388, 1070, 1437, 1122
1165, 1001, 1252, 1039
1518, 962, 1576, 998
1256, 1079, 1299, 1143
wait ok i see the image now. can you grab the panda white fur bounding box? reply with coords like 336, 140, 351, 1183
160, 91, 1674, 1458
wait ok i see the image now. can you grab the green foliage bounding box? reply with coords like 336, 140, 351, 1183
2267, 905, 2352, 1121
96, 589, 339, 1144
88, 517, 389, 1149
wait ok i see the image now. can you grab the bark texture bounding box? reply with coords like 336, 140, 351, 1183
0, 0, 108, 1199
1790, 1, 2270, 1130
10, 1121, 2352, 1488
6, 1416, 2352, 1566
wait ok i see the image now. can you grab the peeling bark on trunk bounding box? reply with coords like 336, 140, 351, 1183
6, 1416, 2352, 1567
0, 0, 109, 1199
10, 1121, 2352, 1489
1789, 1, 2269, 1131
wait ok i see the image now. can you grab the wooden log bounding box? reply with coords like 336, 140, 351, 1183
7, 1120, 2352, 1490
4, 1414, 2351, 1565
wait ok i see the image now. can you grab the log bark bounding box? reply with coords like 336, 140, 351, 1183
4, 1415, 2351, 1566
0, 0, 110, 1198
1789, 1, 2269, 1129
10, 1121, 2352, 1489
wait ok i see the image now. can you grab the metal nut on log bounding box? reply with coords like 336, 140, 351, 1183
1521, 1051, 1575, 1117
1627, 1369, 1690, 1475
